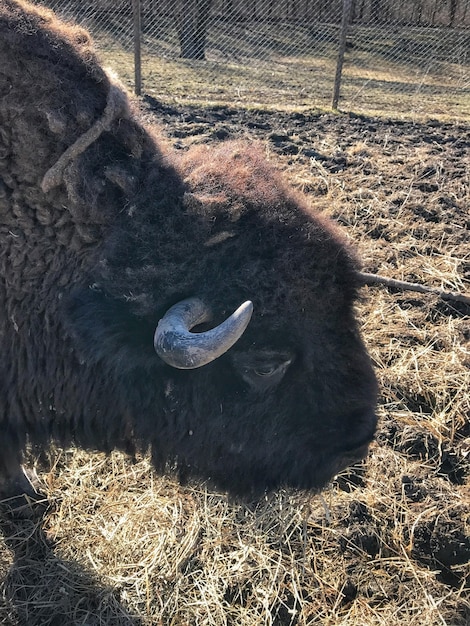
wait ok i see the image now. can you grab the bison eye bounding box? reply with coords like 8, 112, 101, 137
231, 351, 294, 392
254, 365, 279, 377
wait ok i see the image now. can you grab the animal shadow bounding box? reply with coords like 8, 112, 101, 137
0, 505, 144, 626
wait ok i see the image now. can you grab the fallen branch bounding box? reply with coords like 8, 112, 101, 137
357, 272, 470, 306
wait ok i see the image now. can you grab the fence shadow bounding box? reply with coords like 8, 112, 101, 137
0, 505, 144, 626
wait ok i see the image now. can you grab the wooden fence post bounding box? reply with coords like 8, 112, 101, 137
332, 0, 352, 110
133, 0, 142, 96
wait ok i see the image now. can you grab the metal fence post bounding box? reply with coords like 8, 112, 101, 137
132, 0, 142, 96
332, 0, 352, 110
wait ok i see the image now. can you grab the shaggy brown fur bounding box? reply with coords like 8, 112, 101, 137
0, 0, 377, 498
0, 0, 175, 475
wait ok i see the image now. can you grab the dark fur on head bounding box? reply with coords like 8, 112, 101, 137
0, 0, 377, 497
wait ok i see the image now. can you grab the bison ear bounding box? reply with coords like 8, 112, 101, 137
62, 286, 157, 369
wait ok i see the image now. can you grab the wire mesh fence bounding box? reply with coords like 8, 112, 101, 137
35, 0, 469, 121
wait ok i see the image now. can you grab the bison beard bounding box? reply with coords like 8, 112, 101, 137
0, 0, 377, 501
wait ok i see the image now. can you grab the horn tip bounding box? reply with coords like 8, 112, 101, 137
237, 300, 254, 323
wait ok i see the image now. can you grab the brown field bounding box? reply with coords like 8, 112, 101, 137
1, 35, 469, 626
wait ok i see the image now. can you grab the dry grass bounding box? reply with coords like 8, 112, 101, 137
1, 442, 468, 625
1, 29, 469, 626
91, 26, 470, 123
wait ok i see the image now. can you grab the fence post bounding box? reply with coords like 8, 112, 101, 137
332, 0, 352, 110
132, 0, 142, 96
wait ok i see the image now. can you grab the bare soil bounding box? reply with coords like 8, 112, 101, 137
0, 103, 469, 625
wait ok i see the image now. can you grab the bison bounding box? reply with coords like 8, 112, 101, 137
0, 0, 377, 503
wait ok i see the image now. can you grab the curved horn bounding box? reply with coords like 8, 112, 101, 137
154, 298, 253, 369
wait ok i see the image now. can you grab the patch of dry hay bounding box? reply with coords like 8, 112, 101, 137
1, 445, 467, 625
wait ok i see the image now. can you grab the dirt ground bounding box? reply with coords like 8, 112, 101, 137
0, 103, 469, 625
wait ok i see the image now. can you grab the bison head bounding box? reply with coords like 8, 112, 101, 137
66, 141, 377, 497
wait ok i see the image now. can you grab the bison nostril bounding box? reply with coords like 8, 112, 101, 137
338, 408, 377, 460
349, 442, 372, 462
